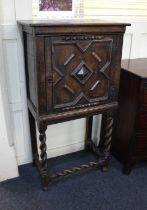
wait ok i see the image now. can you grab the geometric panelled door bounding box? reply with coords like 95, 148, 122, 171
51, 36, 113, 111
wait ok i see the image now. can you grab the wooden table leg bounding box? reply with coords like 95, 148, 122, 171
85, 116, 93, 151
29, 110, 39, 166
102, 112, 114, 172
38, 123, 49, 191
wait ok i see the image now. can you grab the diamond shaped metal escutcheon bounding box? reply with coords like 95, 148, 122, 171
71, 61, 93, 84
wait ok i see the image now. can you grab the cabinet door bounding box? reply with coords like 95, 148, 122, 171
45, 35, 113, 112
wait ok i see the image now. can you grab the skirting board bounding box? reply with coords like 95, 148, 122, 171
46, 141, 85, 159
16, 140, 85, 165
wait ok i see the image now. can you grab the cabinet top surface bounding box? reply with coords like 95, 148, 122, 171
121, 58, 147, 79
17, 19, 130, 27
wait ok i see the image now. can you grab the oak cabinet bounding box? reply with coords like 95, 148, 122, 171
18, 20, 129, 190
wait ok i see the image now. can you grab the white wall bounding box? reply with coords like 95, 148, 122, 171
0, 85, 19, 181
1, 0, 147, 182
0, 25, 19, 181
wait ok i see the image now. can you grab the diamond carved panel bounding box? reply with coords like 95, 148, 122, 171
51, 36, 113, 110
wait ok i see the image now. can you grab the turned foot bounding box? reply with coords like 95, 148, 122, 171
41, 175, 49, 191
102, 163, 109, 172
41, 175, 52, 191
42, 183, 49, 191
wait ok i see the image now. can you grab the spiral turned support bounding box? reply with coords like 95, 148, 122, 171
104, 116, 113, 158
39, 125, 47, 175
102, 115, 114, 171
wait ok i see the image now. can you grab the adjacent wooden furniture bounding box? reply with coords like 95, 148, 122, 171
18, 20, 129, 190
112, 58, 147, 174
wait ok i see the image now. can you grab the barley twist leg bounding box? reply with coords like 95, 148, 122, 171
102, 114, 114, 172
39, 124, 49, 191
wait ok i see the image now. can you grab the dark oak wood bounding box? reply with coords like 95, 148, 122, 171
85, 116, 93, 150
112, 58, 147, 174
18, 19, 129, 190
28, 110, 38, 166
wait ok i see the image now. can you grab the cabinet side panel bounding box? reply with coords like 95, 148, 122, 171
112, 70, 140, 161
35, 36, 47, 114
109, 34, 124, 101
23, 32, 37, 108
